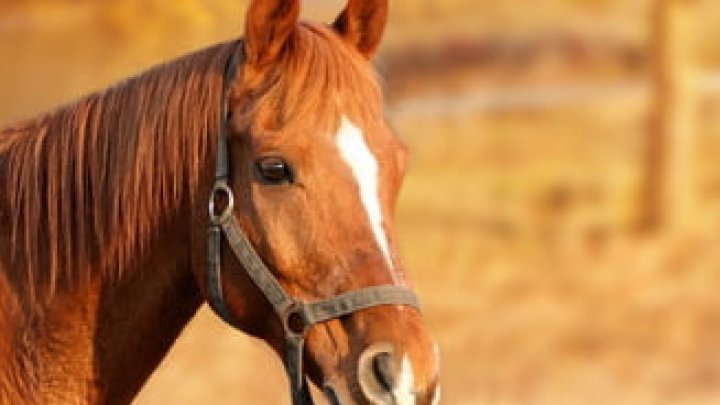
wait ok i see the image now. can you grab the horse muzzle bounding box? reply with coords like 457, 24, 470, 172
320, 342, 441, 405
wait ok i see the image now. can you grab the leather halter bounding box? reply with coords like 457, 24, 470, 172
207, 43, 421, 404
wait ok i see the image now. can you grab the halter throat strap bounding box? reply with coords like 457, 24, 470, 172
207, 42, 421, 405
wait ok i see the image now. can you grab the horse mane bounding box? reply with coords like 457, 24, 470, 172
0, 41, 236, 298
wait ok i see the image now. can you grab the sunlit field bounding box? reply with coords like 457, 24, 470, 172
3, 1, 720, 404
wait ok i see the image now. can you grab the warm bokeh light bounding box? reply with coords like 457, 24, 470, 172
3, 1, 720, 404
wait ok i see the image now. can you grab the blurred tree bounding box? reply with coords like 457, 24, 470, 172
645, 0, 698, 231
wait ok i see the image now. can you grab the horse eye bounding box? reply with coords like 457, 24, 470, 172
256, 157, 294, 185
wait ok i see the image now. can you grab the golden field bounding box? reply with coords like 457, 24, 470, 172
3, 1, 720, 404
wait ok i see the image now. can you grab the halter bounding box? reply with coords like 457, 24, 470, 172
206, 43, 421, 405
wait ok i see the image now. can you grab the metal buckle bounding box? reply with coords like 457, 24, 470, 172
209, 182, 235, 224
282, 302, 310, 338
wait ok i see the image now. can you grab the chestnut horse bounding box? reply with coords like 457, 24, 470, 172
0, 0, 440, 404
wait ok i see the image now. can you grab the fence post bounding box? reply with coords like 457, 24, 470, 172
644, 0, 698, 232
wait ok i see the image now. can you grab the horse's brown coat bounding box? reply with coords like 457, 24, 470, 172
0, 42, 234, 404
0, 1, 439, 403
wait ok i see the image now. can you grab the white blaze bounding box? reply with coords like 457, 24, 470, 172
432, 343, 442, 405
336, 116, 395, 273
431, 386, 442, 405
394, 354, 416, 405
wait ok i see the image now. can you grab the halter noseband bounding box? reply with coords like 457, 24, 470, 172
206, 43, 421, 405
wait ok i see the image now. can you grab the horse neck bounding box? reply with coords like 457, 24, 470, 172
0, 210, 204, 405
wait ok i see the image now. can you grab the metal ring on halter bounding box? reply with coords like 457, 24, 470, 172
282, 302, 310, 338
209, 182, 235, 224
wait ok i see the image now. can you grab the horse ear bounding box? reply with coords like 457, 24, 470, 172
333, 0, 389, 59
244, 0, 301, 69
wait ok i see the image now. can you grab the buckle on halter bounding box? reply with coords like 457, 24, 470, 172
282, 302, 310, 338
209, 182, 235, 224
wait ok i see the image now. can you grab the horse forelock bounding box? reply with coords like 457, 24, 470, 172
236, 22, 385, 139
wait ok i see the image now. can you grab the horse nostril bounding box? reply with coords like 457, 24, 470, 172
372, 351, 395, 392
359, 343, 398, 403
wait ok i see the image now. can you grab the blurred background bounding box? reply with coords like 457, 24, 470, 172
3, 0, 720, 403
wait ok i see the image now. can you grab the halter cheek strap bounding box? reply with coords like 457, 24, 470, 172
206, 43, 421, 405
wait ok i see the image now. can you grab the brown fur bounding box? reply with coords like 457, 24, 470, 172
334, 0, 390, 58
234, 23, 384, 143
0, 1, 439, 402
223, 22, 438, 402
0, 41, 236, 404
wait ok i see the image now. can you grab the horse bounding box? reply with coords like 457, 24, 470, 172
0, 0, 440, 404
